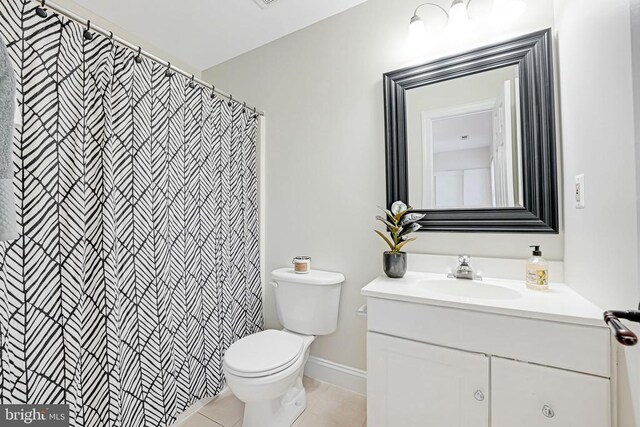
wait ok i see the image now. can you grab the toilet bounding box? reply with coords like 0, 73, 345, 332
223, 268, 345, 427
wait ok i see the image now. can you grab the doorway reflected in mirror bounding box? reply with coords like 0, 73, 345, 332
406, 65, 522, 210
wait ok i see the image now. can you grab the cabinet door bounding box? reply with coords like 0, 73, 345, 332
367, 332, 490, 427
492, 357, 610, 427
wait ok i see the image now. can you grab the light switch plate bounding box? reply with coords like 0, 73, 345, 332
575, 174, 585, 209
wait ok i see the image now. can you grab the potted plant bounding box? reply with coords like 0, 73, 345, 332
374, 201, 425, 278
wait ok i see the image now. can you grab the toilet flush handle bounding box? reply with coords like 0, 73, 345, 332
269, 281, 278, 288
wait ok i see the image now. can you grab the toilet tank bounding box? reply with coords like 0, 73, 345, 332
271, 268, 344, 336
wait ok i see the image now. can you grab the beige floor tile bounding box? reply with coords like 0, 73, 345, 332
302, 376, 330, 413
198, 390, 245, 427
307, 383, 366, 427
180, 413, 223, 427
201, 378, 366, 427
292, 411, 343, 427
302, 376, 320, 390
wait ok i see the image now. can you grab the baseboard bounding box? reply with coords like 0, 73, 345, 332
171, 387, 228, 426
304, 356, 367, 396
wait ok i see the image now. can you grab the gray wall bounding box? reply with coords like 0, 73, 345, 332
203, 0, 556, 372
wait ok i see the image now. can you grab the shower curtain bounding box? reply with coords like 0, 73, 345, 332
0, 1, 262, 426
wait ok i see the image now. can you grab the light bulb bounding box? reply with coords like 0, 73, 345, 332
493, 0, 526, 22
448, 0, 470, 28
408, 15, 427, 46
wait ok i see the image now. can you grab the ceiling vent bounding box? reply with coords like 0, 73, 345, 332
253, 0, 279, 9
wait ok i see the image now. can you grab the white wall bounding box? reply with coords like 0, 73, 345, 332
52, 0, 201, 77
555, 0, 640, 425
203, 0, 557, 372
434, 147, 491, 172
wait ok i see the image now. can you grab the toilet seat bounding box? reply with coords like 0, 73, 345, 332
224, 330, 304, 378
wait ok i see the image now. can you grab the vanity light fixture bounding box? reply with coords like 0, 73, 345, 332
408, 0, 469, 44
447, 0, 471, 30
409, 0, 526, 44
408, 2, 448, 44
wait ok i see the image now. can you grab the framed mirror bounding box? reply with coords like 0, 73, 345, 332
384, 29, 558, 233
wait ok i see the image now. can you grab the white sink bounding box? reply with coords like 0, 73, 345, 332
419, 278, 522, 300
362, 271, 606, 326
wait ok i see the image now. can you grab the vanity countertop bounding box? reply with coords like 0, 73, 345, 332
361, 272, 605, 328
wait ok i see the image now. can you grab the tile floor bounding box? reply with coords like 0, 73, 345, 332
179, 377, 366, 427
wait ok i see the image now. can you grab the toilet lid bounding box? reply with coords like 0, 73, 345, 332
224, 330, 304, 378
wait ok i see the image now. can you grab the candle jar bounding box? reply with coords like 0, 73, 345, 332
292, 256, 311, 274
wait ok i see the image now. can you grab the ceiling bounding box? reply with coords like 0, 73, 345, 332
433, 111, 494, 153
72, 0, 369, 71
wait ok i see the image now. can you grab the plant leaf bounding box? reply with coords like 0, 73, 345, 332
396, 238, 416, 252
378, 206, 397, 222
399, 222, 421, 237
391, 201, 408, 215
394, 205, 413, 222
400, 212, 426, 227
374, 230, 396, 251
376, 216, 399, 231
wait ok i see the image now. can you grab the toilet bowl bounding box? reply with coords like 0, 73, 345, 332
223, 329, 314, 427
222, 268, 344, 427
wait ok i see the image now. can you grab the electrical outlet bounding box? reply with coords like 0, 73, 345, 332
575, 174, 585, 209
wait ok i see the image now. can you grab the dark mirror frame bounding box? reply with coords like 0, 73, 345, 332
384, 29, 558, 233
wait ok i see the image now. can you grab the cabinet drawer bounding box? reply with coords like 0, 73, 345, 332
367, 332, 489, 427
367, 297, 611, 377
492, 357, 610, 427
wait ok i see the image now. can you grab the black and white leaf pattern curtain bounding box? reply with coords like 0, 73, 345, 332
0, 1, 262, 426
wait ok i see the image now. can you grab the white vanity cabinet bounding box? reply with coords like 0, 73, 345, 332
368, 332, 490, 427
492, 357, 610, 427
362, 272, 614, 427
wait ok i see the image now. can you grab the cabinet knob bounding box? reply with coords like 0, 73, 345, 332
542, 405, 555, 418
474, 390, 485, 401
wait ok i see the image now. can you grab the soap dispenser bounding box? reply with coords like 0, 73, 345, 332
526, 245, 549, 291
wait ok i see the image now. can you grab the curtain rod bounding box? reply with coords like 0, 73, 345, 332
31, 0, 265, 117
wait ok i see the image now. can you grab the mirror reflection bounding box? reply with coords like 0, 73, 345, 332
406, 65, 523, 210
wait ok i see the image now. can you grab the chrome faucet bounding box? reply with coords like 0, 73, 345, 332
448, 255, 480, 280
